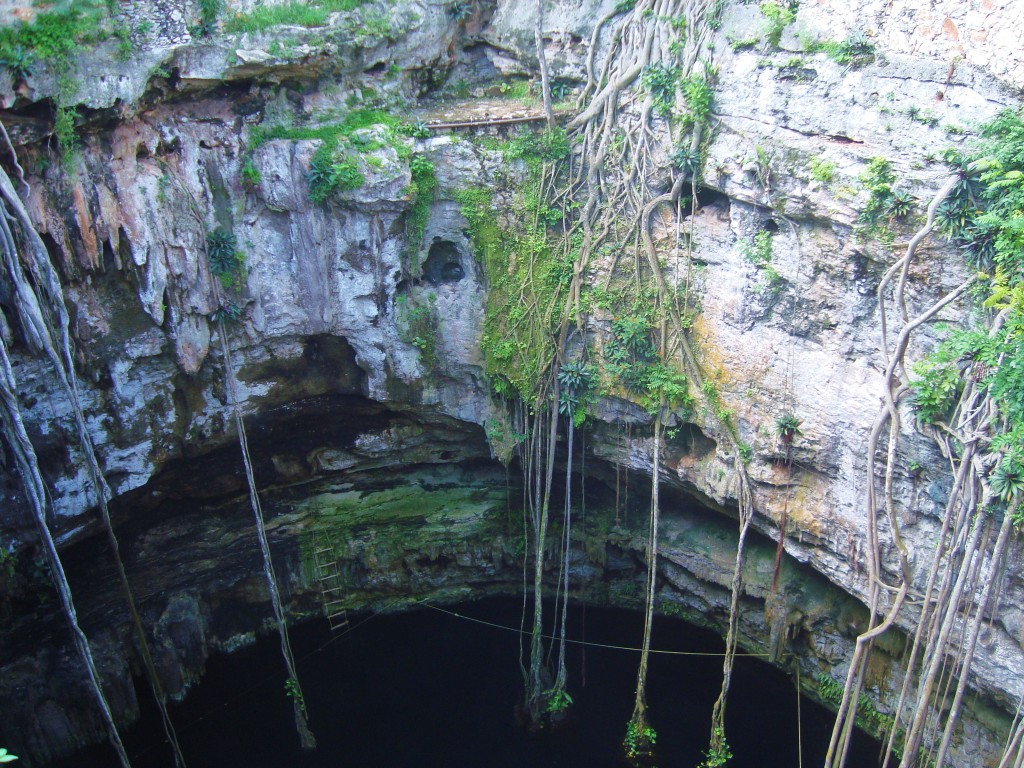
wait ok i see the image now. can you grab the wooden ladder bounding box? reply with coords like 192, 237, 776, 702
311, 530, 349, 632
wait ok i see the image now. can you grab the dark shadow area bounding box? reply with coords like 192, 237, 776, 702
421, 239, 466, 285
55, 597, 884, 768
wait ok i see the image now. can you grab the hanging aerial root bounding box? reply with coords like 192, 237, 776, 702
0, 335, 133, 768
216, 323, 316, 750
2, 161, 188, 767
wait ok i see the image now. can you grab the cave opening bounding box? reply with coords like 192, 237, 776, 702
54, 597, 883, 768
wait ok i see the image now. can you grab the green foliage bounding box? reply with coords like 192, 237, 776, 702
680, 74, 713, 124
623, 721, 657, 760
557, 359, 594, 424
738, 442, 754, 463
308, 143, 364, 203
224, 0, 370, 33
457, 177, 561, 398
448, 1, 474, 22
742, 230, 773, 267
454, 126, 578, 399
398, 293, 439, 369
0, 747, 18, 763
406, 154, 436, 245
910, 107, 1024, 482
209, 303, 243, 325
857, 156, 899, 228
671, 145, 702, 177
699, 727, 733, 768
195, 0, 222, 36
53, 106, 78, 157
240, 159, 262, 189
991, 453, 1024, 504
740, 230, 783, 294
759, 1, 796, 48
225, 2, 328, 33
544, 688, 573, 713
775, 413, 802, 443
399, 119, 431, 139
816, 31, 875, 67
0, 2, 105, 61
603, 316, 691, 413
206, 228, 246, 289
886, 189, 915, 220
808, 156, 836, 183
0, 43, 35, 78
114, 27, 133, 61
642, 63, 680, 116
284, 677, 308, 717
506, 127, 570, 167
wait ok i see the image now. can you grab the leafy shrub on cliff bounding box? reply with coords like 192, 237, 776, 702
308, 144, 364, 203
406, 155, 436, 246
206, 228, 246, 289
759, 1, 796, 48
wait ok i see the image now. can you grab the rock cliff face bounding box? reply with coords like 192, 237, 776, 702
0, 0, 1022, 764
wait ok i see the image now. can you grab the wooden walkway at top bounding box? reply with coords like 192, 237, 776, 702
420, 104, 571, 131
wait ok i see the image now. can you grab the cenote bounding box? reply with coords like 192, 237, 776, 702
57, 598, 882, 767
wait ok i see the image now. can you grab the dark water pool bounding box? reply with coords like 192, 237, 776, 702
60, 597, 881, 767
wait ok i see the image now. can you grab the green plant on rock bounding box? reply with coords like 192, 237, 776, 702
759, 1, 796, 48
775, 413, 802, 443
209, 303, 243, 325
885, 188, 914, 220
808, 156, 836, 183
557, 359, 594, 426
308, 143, 364, 203
399, 119, 431, 139
815, 31, 875, 67
680, 74, 713, 124
240, 159, 262, 189
738, 442, 753, 463
406, 154, 436, 246
857, 156, 896, 224
53, 105, 79, 157
206, 228, 246, 289
642, 63, 680, 116
991, 453, 1024, 504
448, 0, 474, 21
671, 145, 702, 177
0, 43, 34, 79
741, 230, 773, 268
398, 293, 439, 369
284, 676, 308, 717
194, 0, 222, 35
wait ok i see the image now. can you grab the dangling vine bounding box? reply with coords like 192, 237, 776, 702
463, 0, 763, 759
0, 161, 135, 768
825, 107, 1024, 768
205, 228, 317, 750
